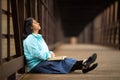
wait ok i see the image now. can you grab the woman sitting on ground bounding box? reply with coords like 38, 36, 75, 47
23, 17, 98, 74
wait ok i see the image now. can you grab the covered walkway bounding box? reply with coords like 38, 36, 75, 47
19, 44, 120, 80
0, 0, 120, 80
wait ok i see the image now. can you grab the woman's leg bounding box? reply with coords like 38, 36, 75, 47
30, 58, 77, 74
70, 53, 97, 72
70, 60, 83, 71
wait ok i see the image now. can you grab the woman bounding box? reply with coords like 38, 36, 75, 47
23, 17, 98, 74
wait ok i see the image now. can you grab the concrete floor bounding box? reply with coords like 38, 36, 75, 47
19, 44, 120, 80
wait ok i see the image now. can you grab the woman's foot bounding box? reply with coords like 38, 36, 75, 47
82, 63, 98, 73
82, 53, 97, 68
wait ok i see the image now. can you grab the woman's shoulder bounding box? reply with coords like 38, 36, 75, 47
23, 33, 43, 42
25, 34, 34, 39
24, 34, 35, 42
23, 35, 37, 47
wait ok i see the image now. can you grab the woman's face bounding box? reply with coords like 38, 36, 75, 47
32, 19, 41, 31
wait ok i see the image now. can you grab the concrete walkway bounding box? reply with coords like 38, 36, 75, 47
19, 44, 120, 80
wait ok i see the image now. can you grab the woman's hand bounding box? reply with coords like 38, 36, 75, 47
50, 52, 55, 58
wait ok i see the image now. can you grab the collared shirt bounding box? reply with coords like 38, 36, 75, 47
23, 33, 52, 71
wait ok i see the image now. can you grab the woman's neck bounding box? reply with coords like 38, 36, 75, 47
33, 30, 39, 34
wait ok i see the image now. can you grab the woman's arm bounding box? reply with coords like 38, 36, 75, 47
24, 40, 51, 60
50, 51, 55, 58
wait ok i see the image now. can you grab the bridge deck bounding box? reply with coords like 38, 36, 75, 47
19, 44, 120, 80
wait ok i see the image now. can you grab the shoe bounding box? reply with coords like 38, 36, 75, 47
82, 63, 98, 73
82, 53, 97, 68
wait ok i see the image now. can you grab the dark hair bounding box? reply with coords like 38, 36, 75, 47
23, 17, 34, 39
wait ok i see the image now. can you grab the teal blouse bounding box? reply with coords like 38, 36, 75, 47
23, 33, 52, 71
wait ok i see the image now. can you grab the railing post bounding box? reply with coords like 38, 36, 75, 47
118, 21, 120, 50
0, 0, 2, 65
118, 1, 120, 50
0, 0, 2, 79
11, 0, 25, 74
0, 0, 2, 80
11, 0, 23, 57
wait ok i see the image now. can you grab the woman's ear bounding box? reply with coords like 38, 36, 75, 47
31, 26, 33, 30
